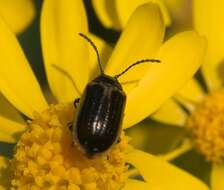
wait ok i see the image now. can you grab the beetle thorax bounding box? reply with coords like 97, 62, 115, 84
92, 74, 123, 91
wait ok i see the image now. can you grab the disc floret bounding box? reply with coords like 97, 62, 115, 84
186, 90, 224, 163
10, 104, 128, 190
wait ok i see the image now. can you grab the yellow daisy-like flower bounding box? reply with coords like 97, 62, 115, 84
0, 0, 207, 189
149, 0, 224, 190
0, 0, 35, 34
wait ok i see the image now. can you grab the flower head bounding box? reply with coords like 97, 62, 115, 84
149, 0, 224, 189
11, 104, 128, 189
186, 90, 224, 163
0, 0, 207, 190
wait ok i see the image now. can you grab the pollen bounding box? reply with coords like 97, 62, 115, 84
186, 90, 224, 163
10, 104, 128, 190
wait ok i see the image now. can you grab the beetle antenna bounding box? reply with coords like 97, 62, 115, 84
78, 33, 104, 74
114, 59, 161, 79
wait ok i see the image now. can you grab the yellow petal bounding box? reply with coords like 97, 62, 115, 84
122, 179, 162, 190
0, 0, 35, 34
91, 0, 115, 29
127, 149, 209, 190
193, 0, 224, 90
124, 31, 206, 128
176, 79, 205, 104
88, 33, 112, 79
41, 0, 89, 103
105, 2, 165, 94
92, 0, 171, 30
0, 94, 26, 143
0, 16, 48, 118
0, 133, 14, 143
211, 163, 224, 190
151, 98, 187, 126
0, 156, 10, 189
175, 78, 205, 112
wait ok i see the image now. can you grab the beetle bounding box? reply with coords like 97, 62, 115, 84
72, 33, 160, 157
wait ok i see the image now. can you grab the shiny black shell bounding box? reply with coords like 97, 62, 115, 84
72, 74, 126, 156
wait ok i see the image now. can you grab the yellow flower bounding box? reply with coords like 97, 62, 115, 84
150, 0, 224, 189
0, 0, 35, 34
0, 0, 206, 189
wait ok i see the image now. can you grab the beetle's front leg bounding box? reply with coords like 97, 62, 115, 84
74, 98, 80, 108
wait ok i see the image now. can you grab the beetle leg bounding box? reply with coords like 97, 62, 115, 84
74, 98, 80, 108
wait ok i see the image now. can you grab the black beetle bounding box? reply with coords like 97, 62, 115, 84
72, 33, 160, 157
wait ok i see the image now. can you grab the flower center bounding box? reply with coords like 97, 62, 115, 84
186, 89, 224, 163
10, 104, 128, 190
